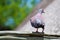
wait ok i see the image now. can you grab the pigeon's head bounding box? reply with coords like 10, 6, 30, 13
38, 9, 45, 14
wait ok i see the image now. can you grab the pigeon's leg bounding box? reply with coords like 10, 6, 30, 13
36, 28, 38, 32
42, 27, 44, 33
42, 28, 44, 32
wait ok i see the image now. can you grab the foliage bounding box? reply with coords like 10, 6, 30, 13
0, 0, 42, 30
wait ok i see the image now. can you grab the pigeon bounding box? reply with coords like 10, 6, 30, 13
30, 9, 45, 32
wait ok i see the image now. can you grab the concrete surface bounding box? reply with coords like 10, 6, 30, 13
16, 0, 60, 35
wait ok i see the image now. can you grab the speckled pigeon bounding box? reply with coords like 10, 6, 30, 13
30, 9, 45, 32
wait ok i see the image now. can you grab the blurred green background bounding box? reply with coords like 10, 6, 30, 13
0, 0, 42, 30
